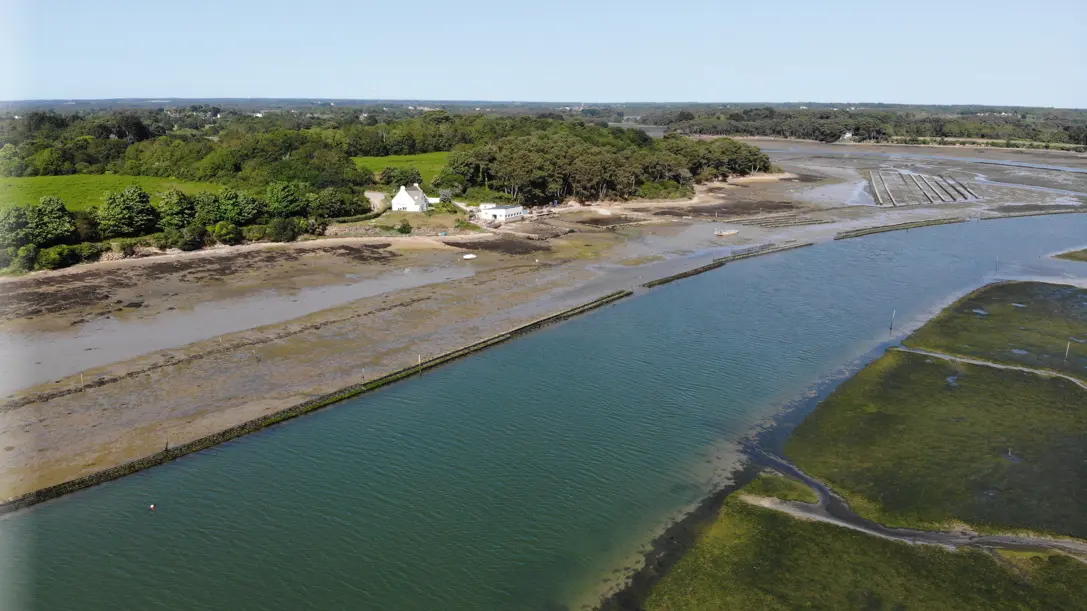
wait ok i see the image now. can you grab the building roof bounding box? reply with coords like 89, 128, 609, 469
399, 183, 429, 207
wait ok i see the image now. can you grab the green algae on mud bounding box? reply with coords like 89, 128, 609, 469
643, 495, 1087, 611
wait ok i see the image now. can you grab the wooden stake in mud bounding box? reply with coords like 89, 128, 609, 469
80, 373, 84, 387
1066, 341, 1072, 363
418, 354, 422, 376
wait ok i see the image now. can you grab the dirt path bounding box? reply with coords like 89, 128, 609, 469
894, 347, 1087, 391
744, 447, 1087, 559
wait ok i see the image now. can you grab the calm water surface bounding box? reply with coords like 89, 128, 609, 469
3, 216, 1086, 611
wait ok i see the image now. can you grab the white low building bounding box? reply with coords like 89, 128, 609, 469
391, 184, 430, 212
477, 203, 524, 223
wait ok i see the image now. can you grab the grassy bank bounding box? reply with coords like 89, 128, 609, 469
353, 152, 449, 185
0, 175, 223, 210
786, 349, 1087, 535
1057, 248, 1087, 262
903, 281, 1087, 383
644, 495, 1087, 611
744, 472, 818, 504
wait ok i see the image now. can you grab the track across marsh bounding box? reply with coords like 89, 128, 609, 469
745, 447, 1087, 560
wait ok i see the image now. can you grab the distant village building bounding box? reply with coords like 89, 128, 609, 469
477, 203, 524, 223
391, 184, 430, 212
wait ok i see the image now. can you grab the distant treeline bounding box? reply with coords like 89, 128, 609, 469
0, 109, 771, 207
642, 107, 1087, 146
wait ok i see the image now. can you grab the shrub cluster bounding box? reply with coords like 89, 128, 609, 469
0, 180, 358, 272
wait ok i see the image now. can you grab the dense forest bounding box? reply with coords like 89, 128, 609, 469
0, 108, 770, 204
642, 107, 1087, 146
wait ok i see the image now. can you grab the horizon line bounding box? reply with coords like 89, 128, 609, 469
1, 97, 1083, 111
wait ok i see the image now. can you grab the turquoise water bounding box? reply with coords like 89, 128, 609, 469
3, 216, 1086, 610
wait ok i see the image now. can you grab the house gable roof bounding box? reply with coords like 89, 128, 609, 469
399, 184, 429, 207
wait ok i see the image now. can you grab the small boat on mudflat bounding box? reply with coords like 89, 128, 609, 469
715, 229, 738, 238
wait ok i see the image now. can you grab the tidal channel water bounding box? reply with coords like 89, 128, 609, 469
3, 215, 1086, 611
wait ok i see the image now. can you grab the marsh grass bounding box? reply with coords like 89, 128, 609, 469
904, 281, 1087, 383
744, 473, 818, 504
645, 497, 1087, 611
786, 349, 1087, 537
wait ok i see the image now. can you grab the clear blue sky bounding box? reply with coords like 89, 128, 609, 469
2, 0, 1085, 107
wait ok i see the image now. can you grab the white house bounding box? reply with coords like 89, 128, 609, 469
477, 204, 524, 223
391, 184, 430, 212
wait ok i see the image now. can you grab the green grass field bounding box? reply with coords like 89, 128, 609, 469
645, 496, 1087, 611
0, 175, 223, 211
786, 350, 1087, 536
376, 211, 467, 230
352, 152, 449, 186
903, 281, 1087, 383
1057, 249, 1087, 262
